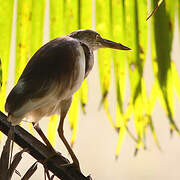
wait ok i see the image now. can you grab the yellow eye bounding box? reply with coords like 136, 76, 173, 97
96, 34, 99, 40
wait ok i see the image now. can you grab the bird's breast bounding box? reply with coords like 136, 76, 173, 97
62, 45, 86, 99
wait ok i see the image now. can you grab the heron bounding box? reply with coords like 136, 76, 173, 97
5, 29, 131, 171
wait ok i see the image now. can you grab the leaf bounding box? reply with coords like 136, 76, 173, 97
151, 0, 179, 133
8, 149, 28, 178
21, 162, 38, 180
49, 0, 64, 39
115, 104, 126, 157
147, 0, 164, 20
48, 115, 58, 146
80, 0, 92, 29
68, 91, 80, 146
79, 0, 92, 113
15, 0, 32, 83
178, 0, 180, 36
63, 0, 80, 145
171, 61, 180, 100
80, 80, 88, 114
0, 0, 14, 112
0, 127, 14, 179
124, 0, 148, 151
96, 0, 113, 125
149, 116, 161, 150
112, 0, 127, 127
48, 0, 64, 146
63, 0, 79, 34
30, 0, 45, 55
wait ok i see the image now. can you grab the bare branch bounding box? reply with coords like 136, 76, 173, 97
0, 111, 92, 180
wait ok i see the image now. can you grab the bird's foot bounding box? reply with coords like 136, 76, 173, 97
60, 162, 81, 172
42, 151, 69, 166
42, 152, 81, 171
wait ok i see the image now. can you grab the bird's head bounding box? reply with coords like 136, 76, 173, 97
69, 29, 131, 51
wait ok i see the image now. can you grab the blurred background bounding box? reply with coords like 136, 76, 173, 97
0, 0, 180, 179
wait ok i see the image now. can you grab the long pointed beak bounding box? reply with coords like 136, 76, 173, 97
101, 38, 131, 50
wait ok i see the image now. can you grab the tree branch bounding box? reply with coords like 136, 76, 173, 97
0, 111, 92, 180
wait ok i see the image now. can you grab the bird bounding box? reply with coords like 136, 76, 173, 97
5, 29, 131, 171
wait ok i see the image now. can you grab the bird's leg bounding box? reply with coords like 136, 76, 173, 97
57, 98, 80, 171
32, 122, 56, 153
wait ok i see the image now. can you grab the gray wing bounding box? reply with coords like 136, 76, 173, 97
5, 36, 83, 116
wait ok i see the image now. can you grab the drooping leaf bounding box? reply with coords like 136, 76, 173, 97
96, 0, 114, 126
178, 0, 180, 35
141, 78, 161, 149
151, 0, 179, 133
68, 91, 80, 146
49, 0, 64, 40
29, 0, 45, 134
124, 0, 148, 152
112, 0, 127, 128
15, 0, 32, 83
79, 0, 92, 113
21, 162, 38, 180
80, 80, 88, 114
0, 0, 14, 112
48, 0, 64, 144
0, 127, 14, 179
146, 0, 164, 20
171, 61, 180, 101
48, 115, 58, 146
8, 148, 27, 178
115, 104, 126, 157
149, 116, 161, 150
63, 0, 79, 34
79, 0, 92, 29
63, 0, 80, 145
30, 0, 45, 55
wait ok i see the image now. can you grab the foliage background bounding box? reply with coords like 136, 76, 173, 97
0, 0, 180, 179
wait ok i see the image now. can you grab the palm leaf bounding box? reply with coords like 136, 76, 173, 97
96, 0, 114, 126
15, 0, 32, 82
0, 0, 14, 112
151, 0, 179, 133
124, 0, 148, 153
48, 0, 64, 144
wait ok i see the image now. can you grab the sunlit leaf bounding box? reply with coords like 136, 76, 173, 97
63, 0, 80, 145
112, 0, 127, 127
48, 0, 64, 144
48, 115, 58, 146
178, 0, 180, 35
116, 126, 126, 157
151, 0, 179, 133
79, 0, 92, 113
63, 0, 79, 34
124, 0, 148, 151
80, 0, 92, 29
30, 0, 45, 55
15, 0, 32, 82
0, 0, 14, 112
49, 0, 64, 39
149, 116, 161, 150
80, 80, 88, 114
147, 0, 164, 20
68, 91, 80, 146
96, 0, 113, 125
171, 61, 180, 100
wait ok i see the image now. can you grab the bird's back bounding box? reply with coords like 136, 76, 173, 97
5, 36, 86, 125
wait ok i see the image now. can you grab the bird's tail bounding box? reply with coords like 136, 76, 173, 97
8, 114, 22, 126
